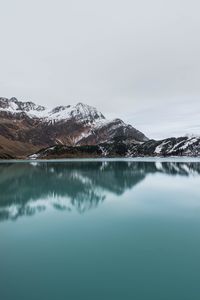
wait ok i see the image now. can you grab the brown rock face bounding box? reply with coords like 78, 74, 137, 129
0, 97, 148, 158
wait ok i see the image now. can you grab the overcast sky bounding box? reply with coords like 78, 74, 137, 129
0, 0, 200, 139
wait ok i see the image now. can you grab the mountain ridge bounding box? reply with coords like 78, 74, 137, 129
29, 136, 200, 159
1, 97, 200, 159
0, 97, 148, 158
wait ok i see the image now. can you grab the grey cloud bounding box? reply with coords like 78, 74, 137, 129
0, 0, 199, 138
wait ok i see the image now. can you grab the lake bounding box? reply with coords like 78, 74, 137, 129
1, 159, 200, 300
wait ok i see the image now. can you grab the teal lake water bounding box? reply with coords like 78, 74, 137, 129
1, 160, 200, 300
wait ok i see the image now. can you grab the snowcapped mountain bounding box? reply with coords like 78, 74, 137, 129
47, 102, 106, 123
0, 97, 46, 114
0, 97, 104, 121
128, 136, 200, 157
0, 97, 148, 158
1, 97, 199, 159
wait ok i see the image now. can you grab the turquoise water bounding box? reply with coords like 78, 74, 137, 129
1, 160, 200, 300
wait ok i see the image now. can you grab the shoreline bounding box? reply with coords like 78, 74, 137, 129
1, 156, 200, 163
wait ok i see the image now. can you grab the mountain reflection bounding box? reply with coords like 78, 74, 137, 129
0, 161, 199, 222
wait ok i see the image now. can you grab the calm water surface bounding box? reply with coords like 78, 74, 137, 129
1, 160, 200, 300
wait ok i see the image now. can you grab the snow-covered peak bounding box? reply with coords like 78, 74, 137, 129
0, 97, 46, 115
70, 102, 105, 121
0, 97, 105, 123
0, 97, 19, 110
47, 102, 105, 123
18, 101, 46, 112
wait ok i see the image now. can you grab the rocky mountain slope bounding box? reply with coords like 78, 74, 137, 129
0, 97, 148, 158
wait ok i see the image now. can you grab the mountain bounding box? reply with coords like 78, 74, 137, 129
0, 97, 148, 158
1, 97, 200, 159
30, 136, 200, 159
128, 136, 200, 157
